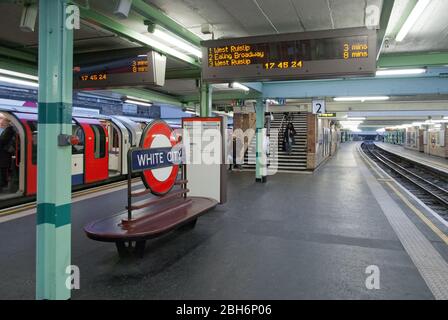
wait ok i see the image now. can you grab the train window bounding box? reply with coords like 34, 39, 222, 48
72, 125, 85, 155
91, 124, 106, 159
28, 121, 38, 165
110, 126, 119, 153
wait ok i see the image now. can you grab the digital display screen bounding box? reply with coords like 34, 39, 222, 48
202, 28, 376, 82
208, 36, 369, 69
73, 51, 166, 89
75, 56, 149, 82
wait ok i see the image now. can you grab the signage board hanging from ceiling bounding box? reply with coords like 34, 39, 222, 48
312, 99, 326, 114
73, 51, 166, 89
201, 27, 376, 83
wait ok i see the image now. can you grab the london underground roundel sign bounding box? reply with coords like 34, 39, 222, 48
130, 120, 180, 195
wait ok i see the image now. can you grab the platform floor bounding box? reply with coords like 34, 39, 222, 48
0, 143, 448, 299
374, 142, 448, 173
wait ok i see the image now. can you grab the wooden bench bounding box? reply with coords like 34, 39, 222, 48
84, 179, 218, 258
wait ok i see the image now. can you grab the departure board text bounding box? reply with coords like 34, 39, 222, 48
207, 36, 369, 70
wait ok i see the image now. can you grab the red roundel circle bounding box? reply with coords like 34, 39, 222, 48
140, 120, 179, 195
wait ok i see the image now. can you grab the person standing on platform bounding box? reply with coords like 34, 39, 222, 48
0, 114, 15, 192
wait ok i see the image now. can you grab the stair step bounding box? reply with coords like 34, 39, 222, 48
243, 156, 307, 161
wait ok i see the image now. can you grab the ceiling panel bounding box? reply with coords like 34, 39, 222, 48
146, 0, 379, 39
146, 0, 249, 39
384, 0, 448, 53
290, 0, 333, 31
0, 4, 38, 47
256, 0, 304, 33
211, 0, 275, 35
147, 79, 198, 95
0, 2, 133, 52
330, 0, 367, 29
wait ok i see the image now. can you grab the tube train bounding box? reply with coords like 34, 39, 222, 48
0, 104, 182, 207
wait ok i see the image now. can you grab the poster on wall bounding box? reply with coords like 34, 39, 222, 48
182, 117, 227, 204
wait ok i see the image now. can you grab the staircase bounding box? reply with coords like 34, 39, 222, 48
242, 112, 309, 172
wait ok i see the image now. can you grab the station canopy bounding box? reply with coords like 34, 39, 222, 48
0, 0, 447, 120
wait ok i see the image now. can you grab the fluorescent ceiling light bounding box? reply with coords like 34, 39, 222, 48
124, 99, 152, 107
185, 110, 197, 115
347, 117, 366, 121
340, 121, 364, 126
231, 82, 250, 92
131, 31, 196, 65
0, 68, 38, 81
334, 96, 390, 102
376, 68, 426, 76
396, 0, 431, 42
152, 29, 202, 58
0, 75, 38, 88
126, 95, 151, 102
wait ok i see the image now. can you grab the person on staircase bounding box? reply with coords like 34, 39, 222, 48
284, 122, 296, 155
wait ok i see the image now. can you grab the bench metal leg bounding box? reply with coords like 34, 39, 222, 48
116, 241, 146, 259
134, 240, 146, 258
115, 241, 129, 259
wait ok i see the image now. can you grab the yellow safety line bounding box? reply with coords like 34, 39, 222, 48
358, 145, 448, 246
386, 181, 448, 246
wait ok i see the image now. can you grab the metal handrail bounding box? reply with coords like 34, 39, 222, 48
279, 113, 288, 143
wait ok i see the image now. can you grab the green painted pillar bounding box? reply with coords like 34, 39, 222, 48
200, 81, 212, 117
255, 99, 266, 182
36, 0, 73, 300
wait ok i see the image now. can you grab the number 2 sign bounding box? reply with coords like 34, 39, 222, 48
312, 100, 326, 114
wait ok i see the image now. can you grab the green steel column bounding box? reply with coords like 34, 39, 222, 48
255, 99, 266, 182
36, 0, 73, 300
200, 81, 212, 117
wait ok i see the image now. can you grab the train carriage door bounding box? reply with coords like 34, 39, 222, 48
72, 122, 85, 185
110, 118, 130, 175
75, 118, 108, 184
12, 112, 37, 196
112, 116, 143, 147
107, 121, 122, 177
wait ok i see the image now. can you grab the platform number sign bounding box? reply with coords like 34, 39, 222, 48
312, 100, 326, 114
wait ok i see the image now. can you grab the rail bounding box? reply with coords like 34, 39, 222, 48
362, 143, 448, 210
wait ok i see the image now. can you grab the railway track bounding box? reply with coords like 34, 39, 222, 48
361, 142, 448, 221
